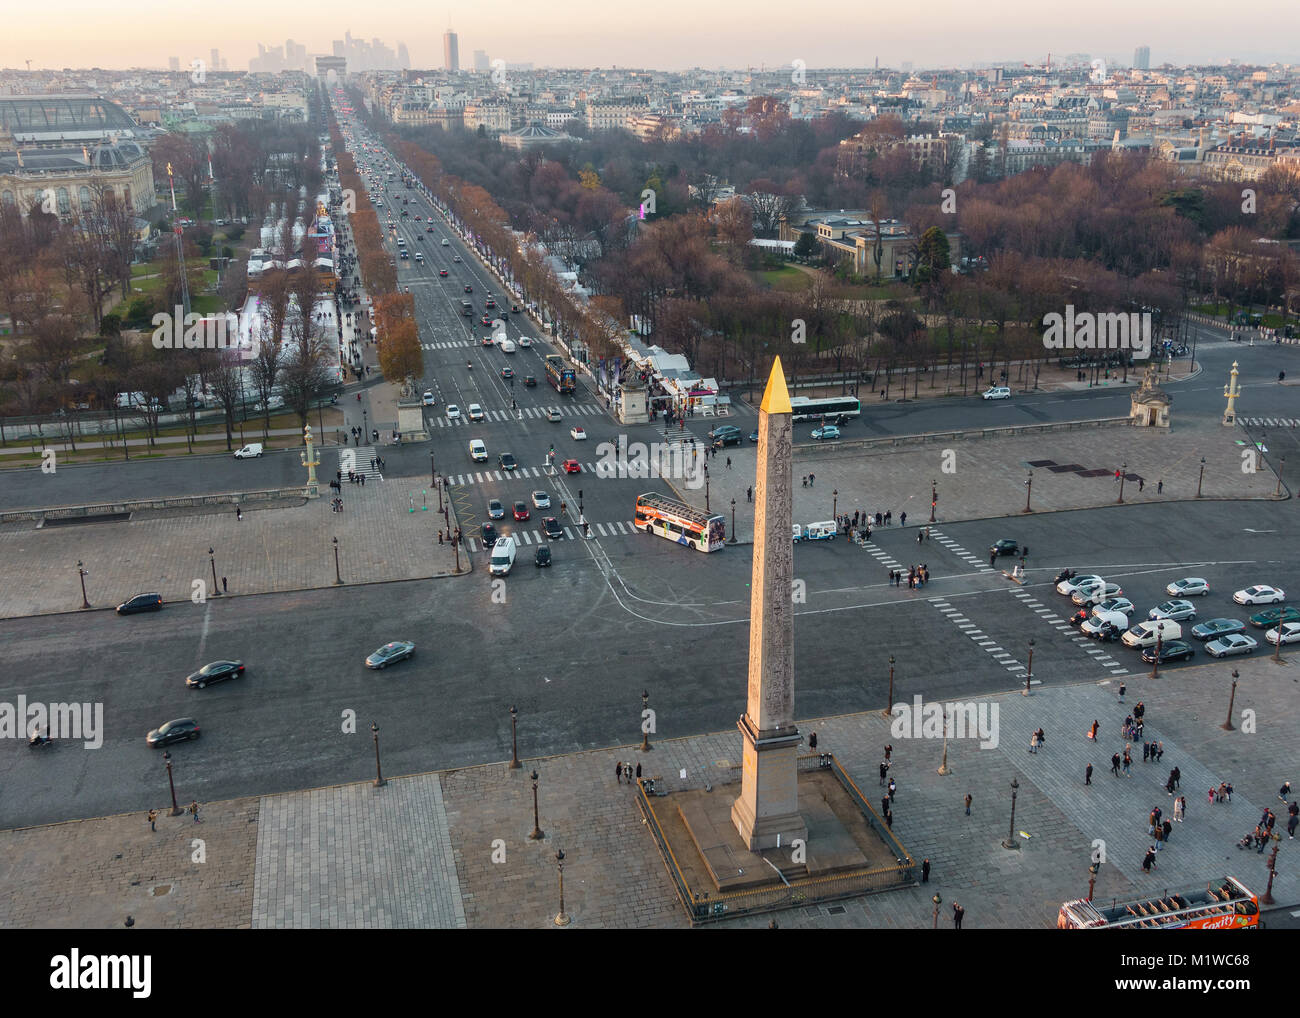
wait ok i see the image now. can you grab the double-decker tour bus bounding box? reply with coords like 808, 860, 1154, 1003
1057, 876, 1259, 930
789, 395, 862, 422
545, 354, 576, 394
635, 493, 726, 552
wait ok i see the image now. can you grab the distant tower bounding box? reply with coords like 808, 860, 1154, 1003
1134, 45, 1150, 70
443, 30, 459, 73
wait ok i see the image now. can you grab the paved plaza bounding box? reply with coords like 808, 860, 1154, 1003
1, 653, 1293, 929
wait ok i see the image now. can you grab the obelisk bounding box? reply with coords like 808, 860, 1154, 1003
731, 357, 808, 851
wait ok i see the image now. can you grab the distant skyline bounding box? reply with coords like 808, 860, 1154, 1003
5, 0, 1299, 72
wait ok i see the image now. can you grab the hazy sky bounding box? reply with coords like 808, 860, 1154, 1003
6, 0, 1298, 71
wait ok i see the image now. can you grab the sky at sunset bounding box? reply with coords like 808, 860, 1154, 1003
4, 0, 1297, 71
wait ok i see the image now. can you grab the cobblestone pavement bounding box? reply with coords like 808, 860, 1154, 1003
0, 465, 464, 619
681, 419, 1282, 543
1, 655, 1292, 928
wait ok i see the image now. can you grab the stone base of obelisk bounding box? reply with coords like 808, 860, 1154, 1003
730, 719, 806, 851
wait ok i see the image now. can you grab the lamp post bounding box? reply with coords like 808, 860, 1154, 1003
1088, 862, 1099, 901
930, 479, 937, 523
640, 690, 652, 752
77, 560, 90, 609
1276, 455, 1286, 497
1002, 778, 1021, 850
832, 489, 838, 519
705, 469, 710, 512
883, 654, 896, 717
528, 770, 544, 840
1197, 457, 1206, 498
931, 893, 942, 930
938, 706, 951, 775
1222, 669, 1240, 730
729, 499, 737, 544
1117, 461, 1128, 504
1023, 639, 1035, 695
554, 849, 571, 926
430, 450, 435, 488
362, 407, 367, 440
1274, 620, 1285, 663
1023, 470, 1033, 513
209, 547, 219, 596
1262, 837, 1281, 905
509, 704, 521, 769
1149, 622, 1164, 679
163, 750, 183, 816
371, 721, 386, 787
332, 536, 342, 585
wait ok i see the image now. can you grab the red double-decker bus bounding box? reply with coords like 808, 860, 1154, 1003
545, 355, 575, 394
1058, 876, 1259, 930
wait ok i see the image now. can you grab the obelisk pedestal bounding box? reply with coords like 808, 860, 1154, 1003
731, 358, 808, 851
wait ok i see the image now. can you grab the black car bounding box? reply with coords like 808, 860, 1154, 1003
1140, 639, 1195, 664
464, 284, 473, 293
498, 453, 517, 471
185, 660, 246, 689
543, 517, 563, 539
524, 374, 537, 387
117, 592, 164, 615
146, 717, 200, 747
481, 522, 498, 545
535, 546, 552, 567
990, 539, 1019, 557
711, 426, 742, 448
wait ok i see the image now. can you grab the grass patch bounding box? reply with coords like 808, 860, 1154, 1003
750, 265, 812, 292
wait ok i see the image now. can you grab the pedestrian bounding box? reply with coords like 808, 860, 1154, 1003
1123, 750, 1132, 776
1149, 809, 1159, 836
1118, 683, 1127, 703
952, 902, 964, 929
882, 796, 891, 816
726, 456, 731, 470
965, 793, 972, 816
1155, 742, 1163, 762
1111, 753, 1121, 777
901, 511, 907, 526
615, 761, 623, 784
1153, 824, 1163, 851
1143, 741, 1150, 763
1142, 847, 1156, 872
884, 744, 893, 762
1166, 772, 1176, 795
921, 858, 931, 882
1289, 810, 1298, 840
1162, 819, 1173, 846
747, 486, 752, 503
635, 763, 642, 780
1174, 797, 1185, 822
853, 511, 860, 527
888, 778, 897, 800
370, 457, 375, 471
1157, 480, 1163, 494
1265, 809, 1276, 834
148, 809, 158, 832
360, 474, 365, 487
990, 551, 997, 568
1280, 781, 1292, 802
885, 811, 893, 829
221, 576, 227, 593
1134, 701, 1145, 722
808, 473, 814, 486
189, 801, 201, 823
1085, 763, 1093, 785
802, 475, 808, 488
1089, 720, 1099, 741
1172, 766, 1181, 789
236, 506, 243, 521
918, 531, 923, 545
1029, 731, 1039, 754
879, 761, 889, 784
1139, 478, 1144, 492
876, 512, 883, 527
1209, 788, 1217, 806
438, 530, 444, 545
337, 469, 342, 484
1115, 468, 1121, 482
1225, 781, 1234, 803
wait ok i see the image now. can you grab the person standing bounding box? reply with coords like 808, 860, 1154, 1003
1280, 781, 1292, 802
1085, 763, 1093, 785
1153, 824, 1164, 852
1162, 819, 1173, 846
1174, 797, 1185, 822
888, 777, 897, 800
615, 761, 623, 785
1288, 801, 1298, 839
236, 506, 243, 521
1118, 683, 1126, 704
1123, 750, 1132, 776
965, 793, 973, 816
1143, 741, 1150, 763
148, 809, 158, 832
189, 801, 201, 823
1111, 753, 1122, 777
635, 762, 642, 781
1089, 720, 1099, 741
879, 760, 889, 785
1142, 847, 1156, 872
952, 902, 964, 929
1029, 731, 1039, 754
921, 858, 931, 883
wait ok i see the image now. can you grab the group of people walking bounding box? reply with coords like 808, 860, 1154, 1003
889, 564, 929, 589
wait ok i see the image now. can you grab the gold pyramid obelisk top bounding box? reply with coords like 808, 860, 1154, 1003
759, 357, 792, 415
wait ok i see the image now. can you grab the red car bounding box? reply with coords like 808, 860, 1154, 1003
426, 226, 434, 232
563, 459, 581, 474
415, 215, 422, 221
513, 501, 530, 521
438, 269, 448, 277
481, 314, 493, 326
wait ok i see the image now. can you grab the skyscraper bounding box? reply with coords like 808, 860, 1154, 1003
1134, 45, 1150, 70
444, 30, 459, 72
473, 49, 489, 73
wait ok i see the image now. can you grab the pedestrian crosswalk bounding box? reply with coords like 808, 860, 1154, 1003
1009, 588, 1130, 676
466, 518, 643, 551
930, 598, 1035, 679
434, 404, 603, 426
1237, 417, 1300, 428
861, 542, 904, 571
447, 463, 602, 486
928, 530, 997, 571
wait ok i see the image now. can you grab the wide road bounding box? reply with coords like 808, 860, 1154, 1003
2, 494, 1297, 829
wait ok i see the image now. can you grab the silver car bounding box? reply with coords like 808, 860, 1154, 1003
365, 641, 416, 669
1204, 634, 1258, 658
1149, 599, 1197, 622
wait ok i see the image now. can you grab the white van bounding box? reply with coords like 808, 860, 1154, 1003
234, 443, 264, 459
804, 521, 837, 541
498, 338, 516, 354
489, 536, 517, 576
469, 439, 487, 462
1122, 620, 1183, 648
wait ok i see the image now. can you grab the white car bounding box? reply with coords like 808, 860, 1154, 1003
441, 238, 449, 246
468, 404, 485, 422
1265, 622, 1300, 645
1233, 585, 1285, 605
1057, 574, 1103, 596
570, 426, 587, 440
982, 386, 1011, 400
1166, 577, 1210, 597
1093, 597, 1135, 618
445, 404, 461, 421
1149, 599, 1197, 622
1205, 633, 1258, 658
422, 390, 436, 407
1072, 581, 1123, 606
1081, 610, 1128, 638
518, 336, 532, 348
532, 491, 551, 510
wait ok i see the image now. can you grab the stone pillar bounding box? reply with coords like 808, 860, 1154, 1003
732, 358, 808, 851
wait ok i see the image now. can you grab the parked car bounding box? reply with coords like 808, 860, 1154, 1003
365, 641, 416, 669
1204, 633, 1258, 658
982, 386, 1011, 400
117, 592, 163, 615
1264, 622, 1300, 645
146, 718, 200, 747
185, 660, 245, 689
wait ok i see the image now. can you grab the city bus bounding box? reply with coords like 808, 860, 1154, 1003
1057, 876, 1259, 930
635, 493, 726, 552
545, 354, 576, 395
789, 395, 862, 422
